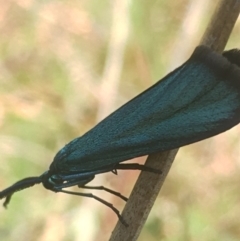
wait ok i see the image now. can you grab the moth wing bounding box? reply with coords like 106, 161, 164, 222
53, 46, 240, 172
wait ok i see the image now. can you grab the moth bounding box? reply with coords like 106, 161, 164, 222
1, 45, 240, 225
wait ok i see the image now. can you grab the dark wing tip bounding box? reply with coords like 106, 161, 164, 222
223, 49, 240, 67
189, 45, 240, 90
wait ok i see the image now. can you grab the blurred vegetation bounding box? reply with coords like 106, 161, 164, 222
0, 0, 240, 241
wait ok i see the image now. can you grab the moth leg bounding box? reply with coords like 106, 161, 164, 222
81, 185, 128, 201
115, 163, 161, 174
59, 189, 128, 227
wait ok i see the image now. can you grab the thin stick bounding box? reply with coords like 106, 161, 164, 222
109, 1, 240, 240
201, 0, 240, 52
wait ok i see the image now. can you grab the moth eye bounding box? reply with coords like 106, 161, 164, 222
48, 175, 63, 185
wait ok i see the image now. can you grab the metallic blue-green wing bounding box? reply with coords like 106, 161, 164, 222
52, 46, 240, 173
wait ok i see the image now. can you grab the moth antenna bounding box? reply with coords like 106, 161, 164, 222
0, 176, 42, 207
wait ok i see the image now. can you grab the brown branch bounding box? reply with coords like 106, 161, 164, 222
201, 0, 240, 52
109, 0, 240, 240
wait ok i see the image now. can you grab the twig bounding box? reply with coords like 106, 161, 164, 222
201, 0, 240, 52
109, 0, 240, 240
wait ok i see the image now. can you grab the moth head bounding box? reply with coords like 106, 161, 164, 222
41, 170, 95, 191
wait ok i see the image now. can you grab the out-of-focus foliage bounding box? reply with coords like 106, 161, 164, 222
0, 0, 239, 241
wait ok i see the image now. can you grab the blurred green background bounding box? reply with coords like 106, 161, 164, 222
0, 0, 240, 240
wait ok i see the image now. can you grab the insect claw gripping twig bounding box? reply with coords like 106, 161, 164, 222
92, 194, 128, 227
